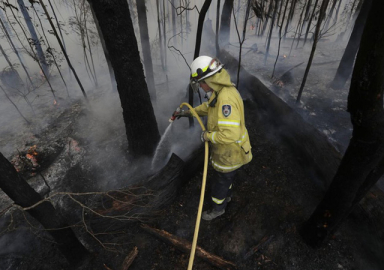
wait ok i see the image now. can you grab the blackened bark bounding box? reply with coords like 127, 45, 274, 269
171, 0, 176, 37
17, 0, 49, 76
284, 0, 297, 39
136, 0, 156, 101
0, 152, 89, 266
296, 0, 329, 103
264, 0, 280, 65
215, 0, 220, 55
303, 0, 319, 45
39, 0, 87, 99
330, 0, 372, 90
89, 5, 116, 91
0, 11, 34, 87
219, 0, 234, 47
300, 0, 384, 247
323, 0, 338, 30
87, 0, 160, 157
261, 0, 275, 36
0, 43, 13, 68
188, 0, 212, 127
193, 0, 213, 59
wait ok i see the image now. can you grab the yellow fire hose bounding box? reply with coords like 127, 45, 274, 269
177, 102, 209, 270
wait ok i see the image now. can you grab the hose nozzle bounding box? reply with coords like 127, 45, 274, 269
169, 107, 181, 122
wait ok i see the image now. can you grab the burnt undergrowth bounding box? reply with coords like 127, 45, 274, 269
1, 50, 384, 270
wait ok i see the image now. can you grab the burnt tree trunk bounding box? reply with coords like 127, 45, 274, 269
296, 0, 311, 48
215, 0, 220, 55
330, 0, 372, 90
0, 43, 14, 69
261, 0, 274, 36
296, 0, 329, 103
89, 5, 116, 91
136, 0, 156, 101
188, 0, 212, 127
300, 0, 384, 247
219, 0, 234, 47
303, 0, 319, 46
0, 152, 89, 266
0, 10, 34, 86
156, 0, 165, 69
171, 0, 176, 37
87, 0, 160, 157
17, 0, 49, 77
39, 0, 87, 99
264, 0, 280, 65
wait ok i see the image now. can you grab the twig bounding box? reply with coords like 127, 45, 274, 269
121, 246, 138, 270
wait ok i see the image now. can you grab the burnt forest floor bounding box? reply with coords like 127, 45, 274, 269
1, 37, 384, 270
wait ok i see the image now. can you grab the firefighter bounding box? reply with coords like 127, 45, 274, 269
177, 56, 253, 220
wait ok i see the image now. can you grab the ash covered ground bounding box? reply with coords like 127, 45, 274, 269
1, 37, 384, 270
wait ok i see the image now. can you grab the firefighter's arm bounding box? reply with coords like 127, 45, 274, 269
193, 102, 209, 116
205, 102, 241, 144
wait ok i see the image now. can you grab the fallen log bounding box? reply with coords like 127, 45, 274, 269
141, 224, 236, 270
121, 246, 138, 270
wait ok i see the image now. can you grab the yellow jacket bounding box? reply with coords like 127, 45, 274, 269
194, 68, 252, 173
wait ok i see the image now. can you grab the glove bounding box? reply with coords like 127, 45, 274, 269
175, 109, 191, 119
201, 131, 209, 142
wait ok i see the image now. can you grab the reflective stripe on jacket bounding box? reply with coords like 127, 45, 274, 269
194, 68, 252, 173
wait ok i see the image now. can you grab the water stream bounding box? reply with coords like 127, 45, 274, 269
151, 122, 173, 171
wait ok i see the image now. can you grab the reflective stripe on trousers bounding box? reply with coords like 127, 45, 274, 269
211, 169, 237, 211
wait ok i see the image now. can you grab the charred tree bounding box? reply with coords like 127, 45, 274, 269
261, 0, 274, 36
219, 0, 234, 47
323, 0, 338, 30
31, 4, 68, 96
0, 43, 14, 70
289, 0, 306, 57
171, 0, 176, 37
0, 152, 89, 266
17, 0, 49, 77
136, 0, 156, 101
162, 0, 167, 70
156, 0, 165, 69
215, 0, 220, 55
87, 0, 160, 157
303, 0, 319, 46
284, 0, 297, 39
89, 5, 116, 91
296, 0, 329, 103
330, 0, 372, 90
234, 0, 251, 87
297, 0, 312, 48
188, 0, 212, 128
0, 11, 34, 87
264, 0, 280, 65
300, 0, 384, 247
272, 0, 289, 78
38, 0, 87, 99
0, 85, 30, 124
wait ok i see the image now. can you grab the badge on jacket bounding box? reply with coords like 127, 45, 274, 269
222, 105, 231, 117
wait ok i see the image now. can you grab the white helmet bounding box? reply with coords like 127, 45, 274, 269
190, 56, 223, 82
